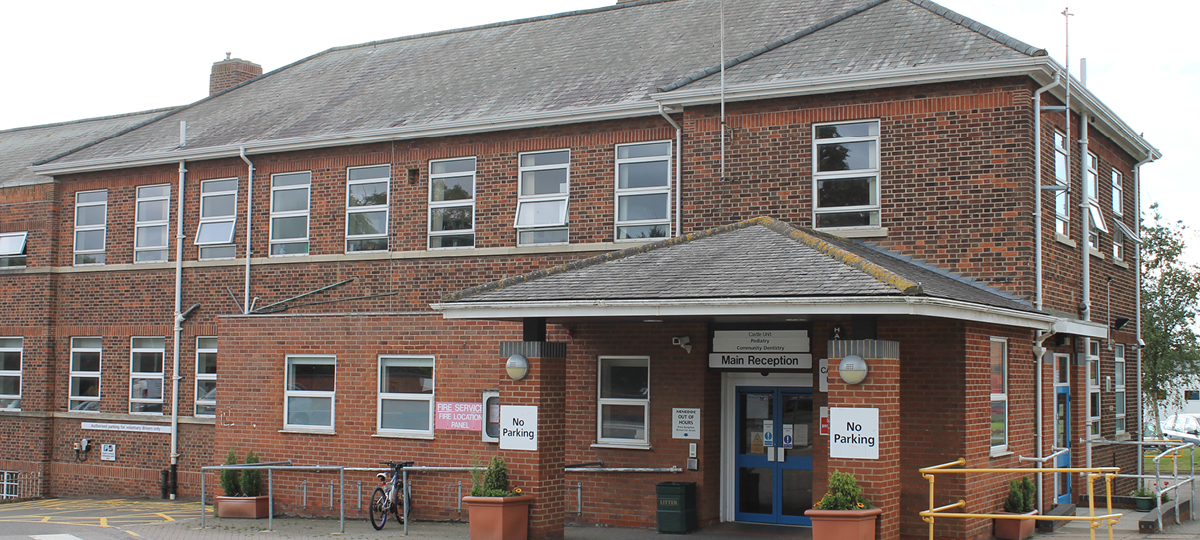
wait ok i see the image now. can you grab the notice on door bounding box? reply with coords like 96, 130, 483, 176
499, 405, 537, 451
829, 407, 879, 459
672, 408, 700, 439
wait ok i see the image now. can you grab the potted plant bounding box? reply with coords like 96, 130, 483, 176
215, 449, 271, 519
462, 456, 535, 540
1131, 485, 1156, 512
804, 471, 881, 540
994, 477, 1037, 540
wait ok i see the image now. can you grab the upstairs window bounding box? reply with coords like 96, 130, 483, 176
270, 172, 311, 256
516, 150, 570, 245
1053, 132, 1070, 237
377, 356, 434, 436
1112, 169, 1124, 216
0, 232, 27, 268
615, 142, 671, 240
1085, 153, 1107, 251
130, 337, 164, 414
990, 338, 1008, 453
346, 165, 390, 252
69, 337, 102, 412
428, 158, 476, 249
813, 121, 881, 229
196, 178, 238, 260
74, 190, 108, 265
195, 337, 217, 417
135, 185, 171, 262
0, 338, 21, 411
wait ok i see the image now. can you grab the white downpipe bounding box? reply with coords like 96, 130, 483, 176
718, 0, 726, 181
239, 148, 255, 314
1034, 75, 1061, 311
658, 103, 683, 237
1134, 155, 1151, 476
170, 160, 186, 498
1080, 117, 1090, 322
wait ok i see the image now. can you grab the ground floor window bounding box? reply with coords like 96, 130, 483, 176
597, 356, 649, 446
195, 337, 217, 417
70, 337, 102, 412
0, 338, 21, 410
378, 356, 434, 436
285, 355, 335, 430
989, 338, 1008, 453
0, 471, 16, 499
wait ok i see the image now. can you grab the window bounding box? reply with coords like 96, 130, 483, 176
74, 190, 107, 265
615, 142, 672, 240
130, 337, 164, 414
346, 165, 390, 252
1085, 153, 1107, 250
1114, 344, 1126, 434
134, 185, 170, 262
1113, 226, 1125, 261
285, 356, 335, 430
1186, 390, 1200, 401
1053, 132, 1069, 237
990, 338, 1008, 452
1087, 339, 1101, 438
195, 337, 217, 417
813, 121, 881, 229
69, 337, 101, 411
597, 356, 649, 446
377, 356, 434, 436
1112, 169, 1124, 216
0, 470, 16, 499
270, 172, 311, 256
516, 150, 570, 245
0, 338, 21, 410
196, 178, 238, 260
428, 158, 476, 249
0, 232, 27, 267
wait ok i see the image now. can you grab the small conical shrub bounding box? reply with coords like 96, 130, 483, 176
220, 447, 241, 497
482, 456, 510, 497
240, 450, 263, 497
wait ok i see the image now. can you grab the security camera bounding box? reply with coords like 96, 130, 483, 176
672, 336, 690, 346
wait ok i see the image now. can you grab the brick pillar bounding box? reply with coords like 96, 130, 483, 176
827, 339, 900, 540
499, 341, 566, 540
209, 55, 263, 95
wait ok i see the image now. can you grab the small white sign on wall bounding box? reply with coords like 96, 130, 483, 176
672, 408, 700, 439
829, 407, 879, 460
101, 444, 116, 461
499, 405, 538, 451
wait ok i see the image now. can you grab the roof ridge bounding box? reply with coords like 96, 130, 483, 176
0, 107, 178, 136
755, 218, 923, 295
658, 0, 891, 93
855, 239, 1033, 306
905, 0, 1046, 57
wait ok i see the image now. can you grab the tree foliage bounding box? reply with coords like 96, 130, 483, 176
1142, 203, 1200, 434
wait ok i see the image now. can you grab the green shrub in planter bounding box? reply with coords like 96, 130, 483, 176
220, 448, 241, 497
241, 450, 263, 497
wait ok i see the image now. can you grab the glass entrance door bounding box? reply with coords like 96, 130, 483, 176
1054, 353, 1071, 504
734, 387, 813, 525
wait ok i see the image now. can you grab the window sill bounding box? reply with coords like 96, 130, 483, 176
1113, 259, 1129, 269
1089, 248, 1105, 259
1115, 432, 1131, 441
373, 432, 435, 440
817, 226, 888, 239
989, 449, 1013, 458
279, 428, 336, 435
1055, 234, 1077, 248
590, 442, 652, 451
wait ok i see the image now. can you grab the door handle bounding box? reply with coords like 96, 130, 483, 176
767, 447, 775, 462
777, 448, 786, 460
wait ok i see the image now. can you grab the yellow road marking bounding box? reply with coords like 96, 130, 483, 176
153, 512, 174, 522
99, 517, 108, 527
127, 532, 140, 537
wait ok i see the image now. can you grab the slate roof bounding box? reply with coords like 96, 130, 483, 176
44, 0, 1042, 167
442, 216, 1038, 314
0, 108, 173, 188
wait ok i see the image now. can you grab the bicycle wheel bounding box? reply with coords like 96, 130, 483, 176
369, 487, 389, 530
394, 484, 410, 523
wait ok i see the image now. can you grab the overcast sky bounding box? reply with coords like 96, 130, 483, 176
1, 0, 1195, 248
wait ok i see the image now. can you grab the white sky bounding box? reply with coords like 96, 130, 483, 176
1, 0, 1196, 247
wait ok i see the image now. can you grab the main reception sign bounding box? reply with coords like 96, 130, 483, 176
708, 330, 812, 369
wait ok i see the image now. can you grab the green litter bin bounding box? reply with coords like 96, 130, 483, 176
656, 481, 697, 533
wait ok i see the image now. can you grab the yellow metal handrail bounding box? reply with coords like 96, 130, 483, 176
918, 459, 1122, 540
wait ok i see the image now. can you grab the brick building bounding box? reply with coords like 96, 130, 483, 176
0, 1, 1159, 539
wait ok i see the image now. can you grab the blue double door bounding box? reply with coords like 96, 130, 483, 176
735, 387, 814, 525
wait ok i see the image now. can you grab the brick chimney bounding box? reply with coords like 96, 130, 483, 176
209, 53, 262, 95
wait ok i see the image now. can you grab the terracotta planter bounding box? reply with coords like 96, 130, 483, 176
994, 510, 1037, 540
804, 507, 882, 540
215, 495, 271, 519
463, 495, 535, 540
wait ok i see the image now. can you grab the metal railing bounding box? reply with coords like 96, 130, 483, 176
919, 458, 1123, 540
0, 470, 42, 500
1082, 438, 1198, 531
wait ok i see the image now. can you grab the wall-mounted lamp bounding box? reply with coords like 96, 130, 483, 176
505, 354, 530, 380
838, 354, 869, 385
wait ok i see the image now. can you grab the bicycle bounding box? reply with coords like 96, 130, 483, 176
369, 460, 414, 530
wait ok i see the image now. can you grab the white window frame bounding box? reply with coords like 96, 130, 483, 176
1087, 339, 1101, 438
195, 178, 238, 260
376, 355, 435, 437
1053, 131, 1070, 237
195, 337, 217, 418
0, 232, 28, 268
269, 172, 311, 256
134, 185, 171, 263
345, 165, 390, 253
990, 337, 1008, 454
515, 149, 570, 246
130, 337, 165, 415
1113, 226, 1125, 261
614, 141, 672, 241
285, 355, 336, 431
1111, 169, 1124, 216
596, 355, 650, 447
1114, 344, 1126, 435
1085, 153, 1107, 250
74, 190, 108, 265
0, 338, 22, 411
69, 337, 102, 412
428, 157, 476, 249
812, 120, 881, 230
